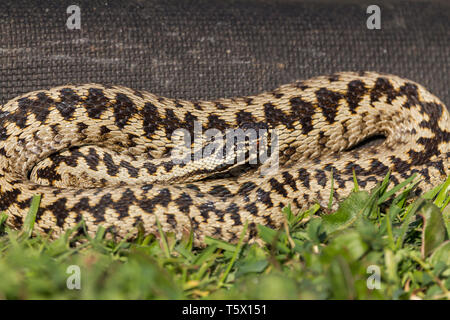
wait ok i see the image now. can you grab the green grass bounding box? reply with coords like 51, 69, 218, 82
0, 173, 449, 299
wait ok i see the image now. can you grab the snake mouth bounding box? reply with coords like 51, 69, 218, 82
345, 134, 386, 152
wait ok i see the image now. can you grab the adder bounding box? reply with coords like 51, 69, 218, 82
0, 72, 448, 245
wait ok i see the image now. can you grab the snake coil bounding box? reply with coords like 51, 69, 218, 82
0, 72, 448, 245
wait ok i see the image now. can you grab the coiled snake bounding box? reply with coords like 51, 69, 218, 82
0, 72, 448, 245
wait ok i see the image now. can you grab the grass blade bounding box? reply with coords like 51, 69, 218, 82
22, 194, 41, 238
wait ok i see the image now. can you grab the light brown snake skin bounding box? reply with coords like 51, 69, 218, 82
0, 72, 448, 245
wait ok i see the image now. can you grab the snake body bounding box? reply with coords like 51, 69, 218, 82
0, 72, 448, 245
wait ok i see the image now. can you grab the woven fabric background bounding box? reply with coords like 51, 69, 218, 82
1, 0, 449, 108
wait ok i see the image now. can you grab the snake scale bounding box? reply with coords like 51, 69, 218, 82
0, 72, 448, 246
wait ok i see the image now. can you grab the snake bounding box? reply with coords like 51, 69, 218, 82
0, 71, 448, 246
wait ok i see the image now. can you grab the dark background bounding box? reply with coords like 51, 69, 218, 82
1, 0, 449, 108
